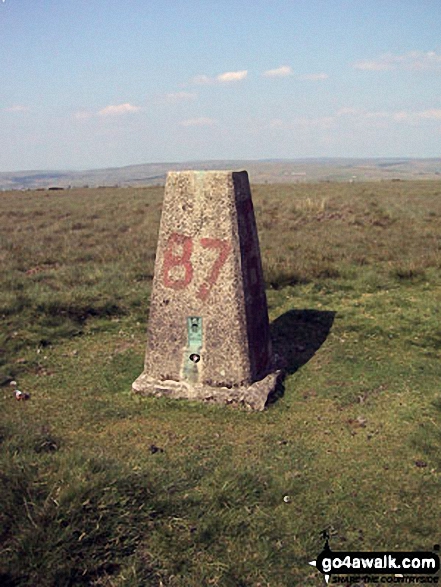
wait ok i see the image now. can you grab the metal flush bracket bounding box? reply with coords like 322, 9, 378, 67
183, 316, 202, 382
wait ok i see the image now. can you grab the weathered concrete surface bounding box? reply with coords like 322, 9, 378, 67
132, 170, 280, 410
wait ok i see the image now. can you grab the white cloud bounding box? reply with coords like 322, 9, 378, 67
298, 73, 329, 81
191, 70, 248, 85
165, 91, 197, 102
4, 105, 29, 112
263, 65, 293, 78
354, 51, 441, 72
98, 103, 142, 116
216, 70, 248, 83
180, 117, 216, 127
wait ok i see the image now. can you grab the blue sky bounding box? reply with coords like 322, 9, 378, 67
1, 0, 440, 171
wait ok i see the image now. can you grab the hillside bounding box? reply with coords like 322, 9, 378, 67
1, 157, 441, 190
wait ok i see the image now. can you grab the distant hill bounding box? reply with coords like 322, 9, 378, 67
1, 158, 441, 190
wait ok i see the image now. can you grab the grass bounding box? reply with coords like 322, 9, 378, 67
1, 181, 440, 586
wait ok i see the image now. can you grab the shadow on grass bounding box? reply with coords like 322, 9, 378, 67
267, 309, 336, 405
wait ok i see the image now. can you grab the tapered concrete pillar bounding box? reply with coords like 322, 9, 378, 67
132, 170, 280, 410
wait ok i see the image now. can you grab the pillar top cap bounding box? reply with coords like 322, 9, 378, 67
166, 169, 248, 177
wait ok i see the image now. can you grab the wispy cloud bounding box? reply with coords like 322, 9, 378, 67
298, 73, 329, 81
192, 70, 248, 85
335, 107, 359, 116
74, 110, 93, 120
294, 116, 335, 129
334, 107, 400, 123
180, 117, 216, 127
165, 91, 197, 102
335, 107, 441, 126
390, 108, 441, 123
98, 103, 142, 116
392, 111, 411, 122
4, 105, 29, 112
354, 59, 391, 71
418, 108, 441, 120
268, 118, 285, 128
263, 65, 293, 78
266, 106, 441, 132
192, 74, 213, 85
193, 67, 329, 83
354, 51, 441, 72
73, 103, 142, 120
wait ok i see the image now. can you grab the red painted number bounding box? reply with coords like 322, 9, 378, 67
197, 238, 232, 301
163, 233, 193, 290
162, 232, 230, 299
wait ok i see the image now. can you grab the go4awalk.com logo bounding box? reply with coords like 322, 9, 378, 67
309, 531, 440, 584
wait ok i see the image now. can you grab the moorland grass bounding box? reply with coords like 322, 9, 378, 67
1, 181, 440, 586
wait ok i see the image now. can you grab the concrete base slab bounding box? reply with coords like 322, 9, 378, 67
132, 369, 282, 411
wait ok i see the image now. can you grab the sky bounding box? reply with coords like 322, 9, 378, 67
1, 0, 440, 171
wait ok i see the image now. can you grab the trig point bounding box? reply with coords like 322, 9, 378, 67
132, 170, 280, 410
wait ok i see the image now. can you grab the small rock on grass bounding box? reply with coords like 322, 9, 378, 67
15, 390, 30, 401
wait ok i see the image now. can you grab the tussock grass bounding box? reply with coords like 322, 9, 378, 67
254, 181, 441, 289
1, 181, 441, 585
0, 187, 160, 384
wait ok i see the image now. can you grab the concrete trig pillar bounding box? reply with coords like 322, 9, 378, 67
132, 170, 280, 410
